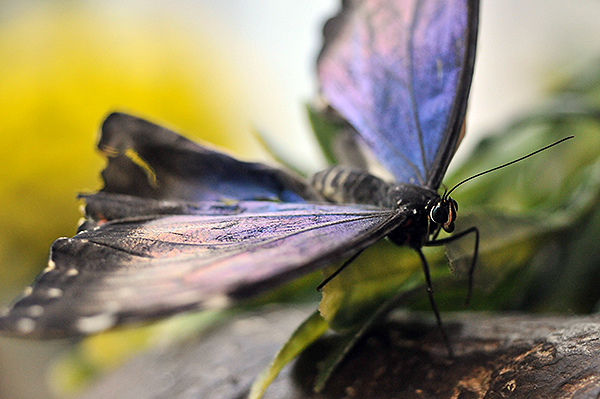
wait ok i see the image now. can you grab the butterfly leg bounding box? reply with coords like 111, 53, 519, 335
415, 247, 454, 359
425, 226, 480, 305
317, 249, 366, 291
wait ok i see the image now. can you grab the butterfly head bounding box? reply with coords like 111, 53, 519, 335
429, 196, 458, 233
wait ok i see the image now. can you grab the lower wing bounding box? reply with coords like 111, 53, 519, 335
0, 199, 402, 338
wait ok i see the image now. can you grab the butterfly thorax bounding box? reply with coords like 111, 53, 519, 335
310, 166, 458, 249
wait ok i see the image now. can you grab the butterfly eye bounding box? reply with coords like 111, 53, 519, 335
451, 198, 458, 212
443, 199, 458, 233
430, 203, 448, 224
430, 198, 459, 233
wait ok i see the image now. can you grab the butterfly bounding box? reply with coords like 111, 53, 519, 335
0, 0, 479, 343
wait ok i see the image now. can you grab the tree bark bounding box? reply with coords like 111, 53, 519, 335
293, 311, 600, 399
79, 307, 600, 399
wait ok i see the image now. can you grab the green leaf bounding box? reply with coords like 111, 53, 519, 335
314, 281, 425, 392
318, 240, 430, 331
249, 311, 329, 399
306, 104, 348, 165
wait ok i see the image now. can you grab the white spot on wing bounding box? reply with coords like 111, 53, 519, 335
43, 260, 56, 273
16, 318, 36, 334
66, 268, 79, 277
26, 305, 44, 318
46, 288, 63, 298
76, 313, 117, 334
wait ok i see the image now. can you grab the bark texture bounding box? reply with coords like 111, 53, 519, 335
79, 308, 600, 399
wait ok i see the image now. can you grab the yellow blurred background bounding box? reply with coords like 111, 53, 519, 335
0, 4, 248, 299
0, 4, 248, 399
0, 1, 599, 398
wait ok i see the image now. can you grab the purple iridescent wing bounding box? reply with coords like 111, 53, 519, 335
0, 199, 401, 338
0, 112, 404, 338
98, 112, 321, 204
318, 0, 478, 188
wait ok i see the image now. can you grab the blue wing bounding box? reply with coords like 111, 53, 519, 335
0, 197, 401, 338
99, 112, 321, 203
318, 0, 478, 188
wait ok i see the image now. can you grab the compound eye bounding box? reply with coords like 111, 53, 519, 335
430, 204, 447, 224
442, 199, 459, 232
451, 198, 458, 212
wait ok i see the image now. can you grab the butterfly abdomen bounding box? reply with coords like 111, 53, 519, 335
310, 166, 391, 207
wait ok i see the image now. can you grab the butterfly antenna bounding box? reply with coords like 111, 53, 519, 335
317, 249, 365, 291
446, 136, 574, 198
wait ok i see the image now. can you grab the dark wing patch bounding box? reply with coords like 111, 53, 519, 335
99, 113, 322, 203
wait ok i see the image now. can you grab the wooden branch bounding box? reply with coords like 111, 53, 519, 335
79, 307, 600, 399
291, 312, 600, 398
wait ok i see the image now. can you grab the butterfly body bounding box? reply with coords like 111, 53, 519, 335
310, 165, 453, 249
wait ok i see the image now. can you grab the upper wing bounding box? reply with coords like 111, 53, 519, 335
0, 200, 402, 338
98, 112, 322, 203
317, 0, 479, 188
